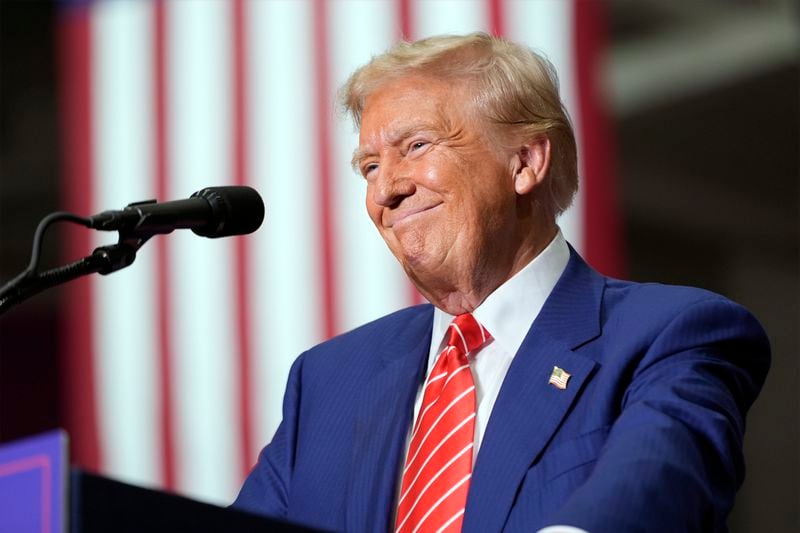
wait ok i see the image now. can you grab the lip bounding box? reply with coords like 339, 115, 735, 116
385, 202, 443, 228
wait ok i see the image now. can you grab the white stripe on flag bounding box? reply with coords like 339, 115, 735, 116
507, 0, 584, 252
413, 0, 488, 36
329, 0, 410, 331
91, 0, 161, 488
248, 0, 322, 455
166, 0, 239, 504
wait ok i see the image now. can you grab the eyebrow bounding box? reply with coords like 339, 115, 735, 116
351, 148, 372, 172
351, 122, 440, 172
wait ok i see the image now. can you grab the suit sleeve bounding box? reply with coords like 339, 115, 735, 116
231, 353, 305, 518
548, 297, 770, 532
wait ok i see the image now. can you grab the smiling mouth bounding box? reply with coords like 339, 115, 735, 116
386, 203, 443, 228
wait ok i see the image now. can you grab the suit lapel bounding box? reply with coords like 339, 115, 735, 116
463, 249, 605, 533
345, 306, 434, 533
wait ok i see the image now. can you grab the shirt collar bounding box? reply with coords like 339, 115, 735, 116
430, 230, 570, 361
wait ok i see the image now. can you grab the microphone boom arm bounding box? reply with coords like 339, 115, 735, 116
0, 212, 156, 316
0, 186, 264, 315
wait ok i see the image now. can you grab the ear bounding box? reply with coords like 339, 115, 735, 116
513, 136, 551, 195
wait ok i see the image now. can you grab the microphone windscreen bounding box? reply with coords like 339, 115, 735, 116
191, 186, 265, 238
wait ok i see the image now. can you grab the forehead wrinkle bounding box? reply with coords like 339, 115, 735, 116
384, 121, 440, 145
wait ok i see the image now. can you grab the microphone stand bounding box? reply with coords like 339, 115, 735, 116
0, 211, 155, 316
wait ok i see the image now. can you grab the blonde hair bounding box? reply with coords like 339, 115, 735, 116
340, 32, 578, 217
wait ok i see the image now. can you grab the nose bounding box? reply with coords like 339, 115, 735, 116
371, 160, 416, 208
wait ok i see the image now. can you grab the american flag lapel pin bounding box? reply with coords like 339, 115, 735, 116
548, 366, 571, 390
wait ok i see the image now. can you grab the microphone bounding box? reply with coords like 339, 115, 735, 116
88, 186, 265, 238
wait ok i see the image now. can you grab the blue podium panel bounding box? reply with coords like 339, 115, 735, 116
0, 430, 67, 533
0, 431, 320, 532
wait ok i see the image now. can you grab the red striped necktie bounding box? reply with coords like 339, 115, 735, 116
395, 313, 491, 533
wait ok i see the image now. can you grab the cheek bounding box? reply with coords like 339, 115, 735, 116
412, 150, 453, 189
420, 163, 440, 187
364, 184, 379, 223
423, 151, 486, 198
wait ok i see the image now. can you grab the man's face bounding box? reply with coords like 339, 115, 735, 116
356, 75, 527, 299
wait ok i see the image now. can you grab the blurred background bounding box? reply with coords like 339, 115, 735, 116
0, 0, 797, 531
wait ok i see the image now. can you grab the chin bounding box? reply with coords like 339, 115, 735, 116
389, 228, 422, 258
389, 228, 451, 276
395, 247, 426, 271
398, 250, 449, 295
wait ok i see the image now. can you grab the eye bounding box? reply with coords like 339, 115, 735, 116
361, 163, 378, 178
409, 140, 428, 151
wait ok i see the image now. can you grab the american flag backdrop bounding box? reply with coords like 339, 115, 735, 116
57, 0, 622, 505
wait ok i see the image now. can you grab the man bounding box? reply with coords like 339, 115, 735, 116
234, 33, 769, 532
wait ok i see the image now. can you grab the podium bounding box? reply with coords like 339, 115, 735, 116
0, 431, 323, 532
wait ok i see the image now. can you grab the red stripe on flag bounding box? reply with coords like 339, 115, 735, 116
232, 0, 256, 475
57, 5, 100, 472
154, 0, 177, 490
487, 0, 505, 37
312, 0, 338, 339
397, 0, 412, 40
574, 0, 625, 277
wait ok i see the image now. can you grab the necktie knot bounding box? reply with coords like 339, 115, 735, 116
447, 313, 491, 356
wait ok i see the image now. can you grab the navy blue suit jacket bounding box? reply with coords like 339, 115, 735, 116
234, 249, 769, 532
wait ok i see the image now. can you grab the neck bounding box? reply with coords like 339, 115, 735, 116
414, 223, 558, 315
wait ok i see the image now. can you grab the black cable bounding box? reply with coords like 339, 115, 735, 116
0, 211, 92, 308
25, 211, 92, 276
